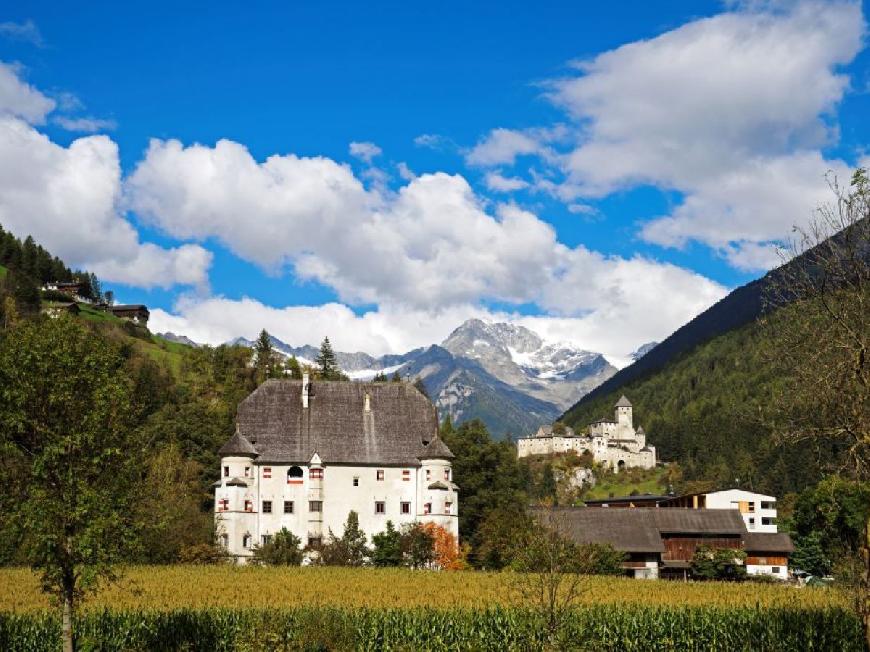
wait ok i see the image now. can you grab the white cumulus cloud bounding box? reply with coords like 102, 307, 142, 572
0, 64, 211, 289
498, 1, 866, 271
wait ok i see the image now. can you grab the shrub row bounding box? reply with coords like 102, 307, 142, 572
0, 605, 862, 652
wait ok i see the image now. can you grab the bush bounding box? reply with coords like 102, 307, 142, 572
177, 543, 229, 565
251, 528, 303, 566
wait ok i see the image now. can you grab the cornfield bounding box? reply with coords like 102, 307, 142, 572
0, 566, 851, 612
0, 605, 862, 651
0, 567, 862, 651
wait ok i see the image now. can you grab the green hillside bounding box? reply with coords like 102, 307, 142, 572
562, 307, 827, 496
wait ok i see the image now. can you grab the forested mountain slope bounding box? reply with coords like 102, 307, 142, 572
561, 304, 841, 496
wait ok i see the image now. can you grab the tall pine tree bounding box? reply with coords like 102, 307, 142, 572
315, 336, 341, 380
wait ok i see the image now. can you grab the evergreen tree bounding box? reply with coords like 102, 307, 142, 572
285, 355, 302, 380
371, 521, 403, 567
372, 371, 388, 382
319, 511, 370, 566
253, 329, 277, 383
390, 369, 402, 382
315, 336, 341, 380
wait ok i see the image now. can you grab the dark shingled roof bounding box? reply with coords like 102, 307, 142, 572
614, 395, 632, 408
234, 379, 438, 465
418, 436, 454, 459
531, 507, 745, 553
218, 429, 258, 457
744, 532, 795, 553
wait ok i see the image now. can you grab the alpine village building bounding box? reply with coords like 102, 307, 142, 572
214, 375, 459, 563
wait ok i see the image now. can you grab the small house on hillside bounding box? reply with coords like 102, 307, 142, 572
109, 304, 149, 325
42, 281, 84, 296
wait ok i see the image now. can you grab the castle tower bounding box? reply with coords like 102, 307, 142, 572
614, 395, 633, 432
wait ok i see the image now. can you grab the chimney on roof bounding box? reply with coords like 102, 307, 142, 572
364, 392, 371, 413
302, 372, 309, 408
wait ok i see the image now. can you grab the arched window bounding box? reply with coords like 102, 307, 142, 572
617, 460, 626, 472
287, 466, 304, 484
242, 534, 252, 549
220, 534, 229, 548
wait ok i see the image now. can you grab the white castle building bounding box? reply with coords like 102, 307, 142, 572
517, 395, 656, 471
214, 375, 458, 563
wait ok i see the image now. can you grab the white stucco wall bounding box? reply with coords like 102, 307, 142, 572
215, 458, 458, 563
704, 490, 778, 533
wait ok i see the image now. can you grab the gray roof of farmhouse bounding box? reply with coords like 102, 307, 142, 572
218, 429, 258, 457
231, 379, 439, 465
531, 507, 746, 553
614, 395, 633, 408
744, 532, 794, 553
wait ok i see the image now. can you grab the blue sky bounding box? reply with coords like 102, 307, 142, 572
0, 1, 867, 360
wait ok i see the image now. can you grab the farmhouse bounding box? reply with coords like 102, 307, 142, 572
109, 304, 150, 324
517, 395, 656, 471
538, 507, 793, 580
214, 375, 459, 563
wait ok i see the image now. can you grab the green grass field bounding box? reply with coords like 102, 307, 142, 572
583, 466, 669, 500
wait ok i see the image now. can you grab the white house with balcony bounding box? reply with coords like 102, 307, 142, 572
701, 489, 778, 534
214, 375, 458, 563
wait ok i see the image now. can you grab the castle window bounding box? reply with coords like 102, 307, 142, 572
263, 467, 272, 479
244, 466, 250, 478
287, 466, 304, 484
400, 501, 411, 515
308, 536, 322, 548
309, 468, 324, 480
423, 502, 431, 515
261, 534, 272, 545
445, 501, 452, 515
242, 534, 252, 549
376, 469, 384, 481
402, 470, 410, 481
748, 517, 756, 529
223, 466, 229, 478
220, 534, 229, 548
444, 469, 450, 481
425, 469, 431, 481
353, 477, 359, 487
218, 498, 229, 512
284, 500, 294, 514
748, 502, 755, 513
375, 501, 386, 514
244, 500, 253, 512
309, 501, 322, 513
262, 501, 272, 514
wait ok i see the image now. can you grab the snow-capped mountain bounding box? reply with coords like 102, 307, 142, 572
222, 319, 617, 438
630, 341, 659, 362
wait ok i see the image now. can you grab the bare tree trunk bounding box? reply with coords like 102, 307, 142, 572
62, 587, 74, 652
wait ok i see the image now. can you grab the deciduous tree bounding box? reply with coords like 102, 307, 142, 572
0, 316, 140, 652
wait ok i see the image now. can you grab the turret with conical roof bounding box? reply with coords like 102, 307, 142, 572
218, 426, 258, 457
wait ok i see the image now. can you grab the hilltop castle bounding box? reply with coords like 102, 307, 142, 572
517, 395, 656, 471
